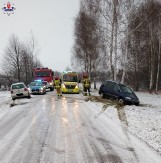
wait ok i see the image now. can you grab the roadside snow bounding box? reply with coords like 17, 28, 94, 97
0, 91, 11, 103
90, 88, 161, 156
127, 92, 161, 154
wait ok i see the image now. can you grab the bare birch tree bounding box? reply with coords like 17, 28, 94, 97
155, 8, 161, 94
128, 0, 161, 92
1, 33, 42, 85
73, 0, 101, 80
2, 34, 22, 82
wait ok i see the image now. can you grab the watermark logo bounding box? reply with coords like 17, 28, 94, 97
2, 2, 16, 16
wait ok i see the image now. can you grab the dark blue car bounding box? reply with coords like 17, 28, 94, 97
99, 80, 140, 106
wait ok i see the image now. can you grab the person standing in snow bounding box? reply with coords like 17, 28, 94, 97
53, 76, 62, 98
82, 74, 91, 96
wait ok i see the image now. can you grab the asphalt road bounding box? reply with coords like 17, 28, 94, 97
0, 91, 160, 163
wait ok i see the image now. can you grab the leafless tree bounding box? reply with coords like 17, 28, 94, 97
2, 34, 22, 82
128, 0, 161, 92
72, 0, 161, 92
155, 10, 161, 94
1, 33, 42, 85
73, 0, 101, 81
26, 32, 41, 80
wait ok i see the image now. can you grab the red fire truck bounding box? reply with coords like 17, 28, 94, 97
33, 67, 54, 91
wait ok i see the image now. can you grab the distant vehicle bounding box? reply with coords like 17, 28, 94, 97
61, 71, 80, 94
10, 82, 31, 100
28, 81, 46, 95
99, 80, 140, 106
33, 67, 54, 91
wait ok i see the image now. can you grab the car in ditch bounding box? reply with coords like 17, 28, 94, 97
99, 80, 140, 106
28, 81, 46, 95
10, 82, 31, 100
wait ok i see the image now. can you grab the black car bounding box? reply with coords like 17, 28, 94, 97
99, 80, 140, 106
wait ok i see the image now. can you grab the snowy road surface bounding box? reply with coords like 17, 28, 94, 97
0, 92, 161, 163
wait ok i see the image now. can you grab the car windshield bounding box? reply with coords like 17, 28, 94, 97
35, 71, 50, 77
120, 85, 133, 93
12, 84, 24, 89
63, 74, 78, 82
30, 82, 43, 86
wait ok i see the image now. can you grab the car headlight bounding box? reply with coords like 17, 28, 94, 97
125, 97, 131, 100
62, 84, 66, 88
75, 84, 78, 89
50, 82, 52, 85
40, 87, 43, 91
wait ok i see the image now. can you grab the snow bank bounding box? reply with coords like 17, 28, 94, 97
91, 90, 161, 155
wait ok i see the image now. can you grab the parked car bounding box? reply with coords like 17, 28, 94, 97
99, 80, 140, 106
28, 81, 46, 95
10, 82, 31, 100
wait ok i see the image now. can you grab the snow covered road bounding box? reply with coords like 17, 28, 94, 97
0, 92, 161, 163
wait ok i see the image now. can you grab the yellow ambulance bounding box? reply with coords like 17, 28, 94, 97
61, 71, 80, 94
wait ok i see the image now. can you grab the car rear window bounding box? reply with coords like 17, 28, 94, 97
113, 84, 120, 92
106, 82, 116, 90
101, 81, 109, 87
37, 83, 43, 86
30, 82, 37, 86
12, 84, 24, 89
30, 82, 43, 86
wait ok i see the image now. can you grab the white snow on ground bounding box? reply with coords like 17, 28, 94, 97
90, 84, 161, 156
0, 88, 161, 158
0, 91, 11, 103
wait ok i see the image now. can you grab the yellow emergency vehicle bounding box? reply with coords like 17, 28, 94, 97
61, 71, 80, 94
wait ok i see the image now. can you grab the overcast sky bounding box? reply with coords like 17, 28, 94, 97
0, 0, 80, 72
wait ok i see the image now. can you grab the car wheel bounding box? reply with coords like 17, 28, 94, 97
100, 93, 105, 98
50, 88, 54, 91
118, 98, 125, 105
135, 102, 139, 106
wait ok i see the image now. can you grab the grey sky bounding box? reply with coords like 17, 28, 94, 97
0, 0, 80, 72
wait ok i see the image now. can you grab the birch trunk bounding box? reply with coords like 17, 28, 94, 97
109, 14, 115, 80
155, 15, 161, 94
149, 26, 153, 94
114, 1, 118, 81
155, 42, 160, 94
121, 0, 132, 84
134, 50, 139, 91
121, 41, 128, 84
110, 0, 118, 80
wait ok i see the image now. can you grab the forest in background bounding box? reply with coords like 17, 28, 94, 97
72, 0, 161, 93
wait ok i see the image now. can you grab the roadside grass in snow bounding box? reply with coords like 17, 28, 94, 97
84, 95, 124, 109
